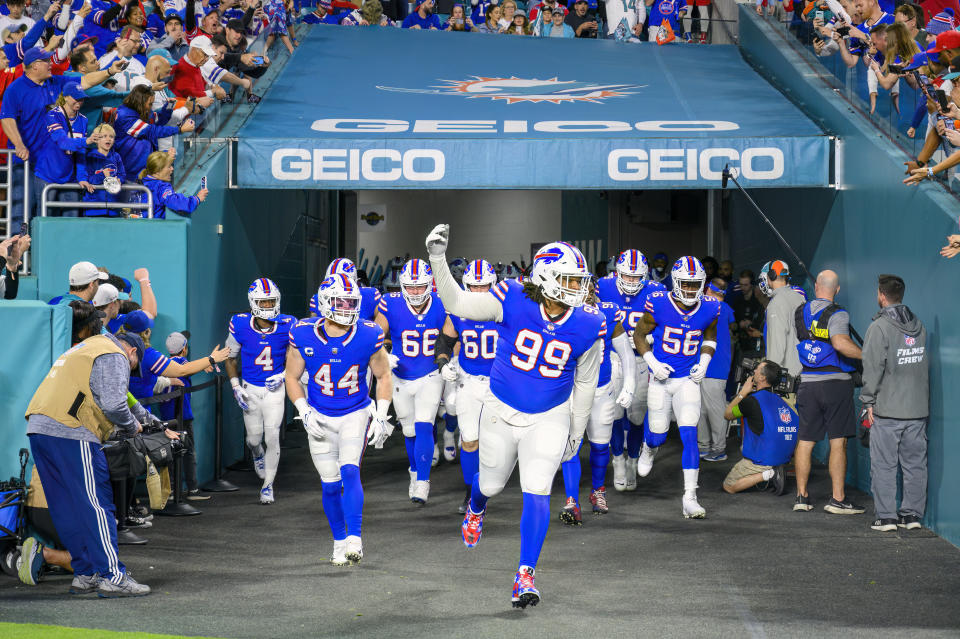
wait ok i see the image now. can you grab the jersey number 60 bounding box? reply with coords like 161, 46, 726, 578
511, 329, 571, 378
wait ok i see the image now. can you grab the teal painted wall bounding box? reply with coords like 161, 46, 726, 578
739, 9, 960, 546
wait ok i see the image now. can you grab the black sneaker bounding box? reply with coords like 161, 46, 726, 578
824, 498, 865, 515
898, 514, 922, 530
771, 465, 786, 496
871, 518, 898, 531
458, 492, 471, 515
186, 489, 211, 501
131, 505, 151, 519
793, 494, 813, 511
247, 93, 262, 104
123, 515, 152, 529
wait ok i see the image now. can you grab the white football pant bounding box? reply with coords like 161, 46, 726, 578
393, 370, 444, 436
455, 371, 488, 443
242, 382, 285, 487
308, 406, 370, 483
586, 382, 616, 445
647, 376, 702, 435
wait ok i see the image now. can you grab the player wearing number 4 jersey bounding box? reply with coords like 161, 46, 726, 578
435, 259, 500, 515
225, 279, 297, 504
426, 224, 604, 609
286, 275, 393, 566
633, 257, 720, 519
375, 259, 447, 505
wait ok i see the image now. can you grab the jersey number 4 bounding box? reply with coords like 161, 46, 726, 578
254, 346, 273, 371
511, 329, 571, 378
661, 327, 702, 356
314, 364, 360, 396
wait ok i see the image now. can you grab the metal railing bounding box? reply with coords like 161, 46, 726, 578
1, 152, 29, 242
40, 183, 154, 219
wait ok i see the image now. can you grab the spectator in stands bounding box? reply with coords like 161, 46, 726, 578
498, 0, 517, 29
77, 123, 127, 217
0, 0, 36, 34
566, 0, 599, 37
93, 283, 122, 327
302, 0, 344, 23
470, 0, 499, 25
894, 3, 929, 48
403, 0, 442, 28
541, 7, 575, 36
530, 0, 568, 22
2, 24, 27, 46
940, 233, 960, 257
115, 84, 194, 180
731, 269, 765, 358
223, 19, 270, 83
185, 2, 225, 40
868, 22, 919, 111
836, 0, 894, 68
698, 278, 736, 461
65, 43, 129, 134
169, 35, 216, 99
0, 234, 28, 299
860, 274, 929, 532
444, 4, 477, 31
49, 260, 108, 306
476, 5, 503, 31
341, 0, 396, 26
94, 267, 156, 330
505, 8, 530, 33
721, 360, 797, 496
131, 52, 206, 151
904, 31, 960, 182
147, 14, 190, 60
137, 149, 208, 219
263, 0, 296, 55
924, 7, 954, 45
96, 26, 146, 92
759, 260, 804, 394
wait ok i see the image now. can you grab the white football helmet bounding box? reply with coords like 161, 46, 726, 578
316, 274, 362, 326
325, 258, 358, 281
615, 250, 649, 296
399, 259, 433, 306
248, 278, 281, 320
462, 259, 497, 290
671, 257, 706, 306
530, 242, 590, 308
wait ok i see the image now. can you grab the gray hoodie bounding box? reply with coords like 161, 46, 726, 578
859, 304, 928, 419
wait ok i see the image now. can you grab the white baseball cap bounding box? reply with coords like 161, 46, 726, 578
69, 261, 108, 286
92, 283, 119, 307
190, 35, 216, 57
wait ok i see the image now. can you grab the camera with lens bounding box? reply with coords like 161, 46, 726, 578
170, 431, 191, 453
736, 357, 799, 396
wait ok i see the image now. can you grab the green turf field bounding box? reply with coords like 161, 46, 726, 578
0, 623, 229, 639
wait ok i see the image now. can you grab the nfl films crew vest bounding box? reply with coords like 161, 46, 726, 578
794, 301, 856, 375
742, 390, 798, 467
25, 335, 125, 443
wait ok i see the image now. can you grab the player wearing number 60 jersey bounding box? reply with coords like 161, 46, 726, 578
225, 279, 297, 504
596, 250, 665, 491
375, 259, 447, 506
435, 259, 500, 515
633, 257, 720, 519
426, 225, 604, 609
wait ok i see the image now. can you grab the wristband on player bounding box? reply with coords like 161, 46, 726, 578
928, 166, 935, 178
701, 340, 717, 352
230, 377, 240, 388
294, 397, 309, 415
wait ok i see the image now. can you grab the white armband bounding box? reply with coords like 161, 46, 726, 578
701, 340, 717, 352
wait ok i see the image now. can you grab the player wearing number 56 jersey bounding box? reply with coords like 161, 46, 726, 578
225, 279, 297, 504
286, 275, 393, 567
375, 259, 447, 505
633, 257, 720, 519
426, 225, 604, 609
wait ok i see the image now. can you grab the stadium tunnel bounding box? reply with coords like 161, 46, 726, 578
4, 8, 958, 548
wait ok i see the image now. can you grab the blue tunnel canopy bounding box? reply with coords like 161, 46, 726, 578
238, 27, 831, 189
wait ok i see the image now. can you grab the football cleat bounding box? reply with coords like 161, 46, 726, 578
590, 487, 609, 515
411, 480, 430, 505
345, 536, 363, 564
331, 540, 349, 566
458, 492, 471, 515
432, 443, 440, 468
636, 444, 658, 477
682, 493, 706, 519
511, 566, 540, 609
259, 484, 274, 505
558, 497, 582, 526
461, 507, 485, 548
612, 454, 627, 491
408, 469, 417, 499
442, 430, 457, 462
253, 454, 266, 480
624, 457, 638, 491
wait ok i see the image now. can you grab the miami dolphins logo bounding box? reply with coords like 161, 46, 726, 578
377, 76, 643, 104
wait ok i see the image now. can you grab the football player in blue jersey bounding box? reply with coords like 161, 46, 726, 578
435, 258, 500, 514
426, 224, 604, 609
375, 258, 447, 505
633, 257, 720, 519
225, 278, 297, 504
310, 258, 382, 322
558, 281, 636, 524
596, 250, 666, 491
285, 275, 393, 566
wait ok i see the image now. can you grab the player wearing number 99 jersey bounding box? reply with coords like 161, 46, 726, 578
633, 257, 720, 519
375, 259, 447, 506
426, 224, 603, 610
225, 278, 297, 504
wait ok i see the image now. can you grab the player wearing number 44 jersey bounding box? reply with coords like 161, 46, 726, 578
286, 275, 393, 566
375, 259, 447, 505
226, 279, 297, 504
633, 257, 720, 519
426, 224, 604, 609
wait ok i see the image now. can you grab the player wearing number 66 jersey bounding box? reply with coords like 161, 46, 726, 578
285, 275, 393, 566
225, 279, 297, 504
375, 259, 447, 505
426, 225, 604, 610
633, 257, 720, 519
435, 259, 500, 515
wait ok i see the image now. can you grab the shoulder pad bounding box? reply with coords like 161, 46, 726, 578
236, 313, 250, 318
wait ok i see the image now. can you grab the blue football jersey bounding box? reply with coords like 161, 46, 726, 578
705, 301, 735, 380
644, 291, 721, 378
128, 346, 171, 404
648, 0, 688, 30
289, 318, 384, 417
377, 292, 447, 381
450, 315, 498, 377
596, 277, 665, 344
310, 286, 381, 321
595, 301, 624, 387
228, 313, 297, 385
488, 280, 606, 413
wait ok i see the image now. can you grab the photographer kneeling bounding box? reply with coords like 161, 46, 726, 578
722, 360, 798, 496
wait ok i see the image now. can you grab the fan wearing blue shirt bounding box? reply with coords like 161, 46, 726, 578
35, 83, 98, 217
402, 0, 442, 28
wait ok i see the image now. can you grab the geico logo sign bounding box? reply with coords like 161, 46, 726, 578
310, 119, 740, 133
608, 148, 785, 181
271, 149, 445, 181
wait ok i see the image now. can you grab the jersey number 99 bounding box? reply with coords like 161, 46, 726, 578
401, 329, 440, 358
510, 329, 571, 378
